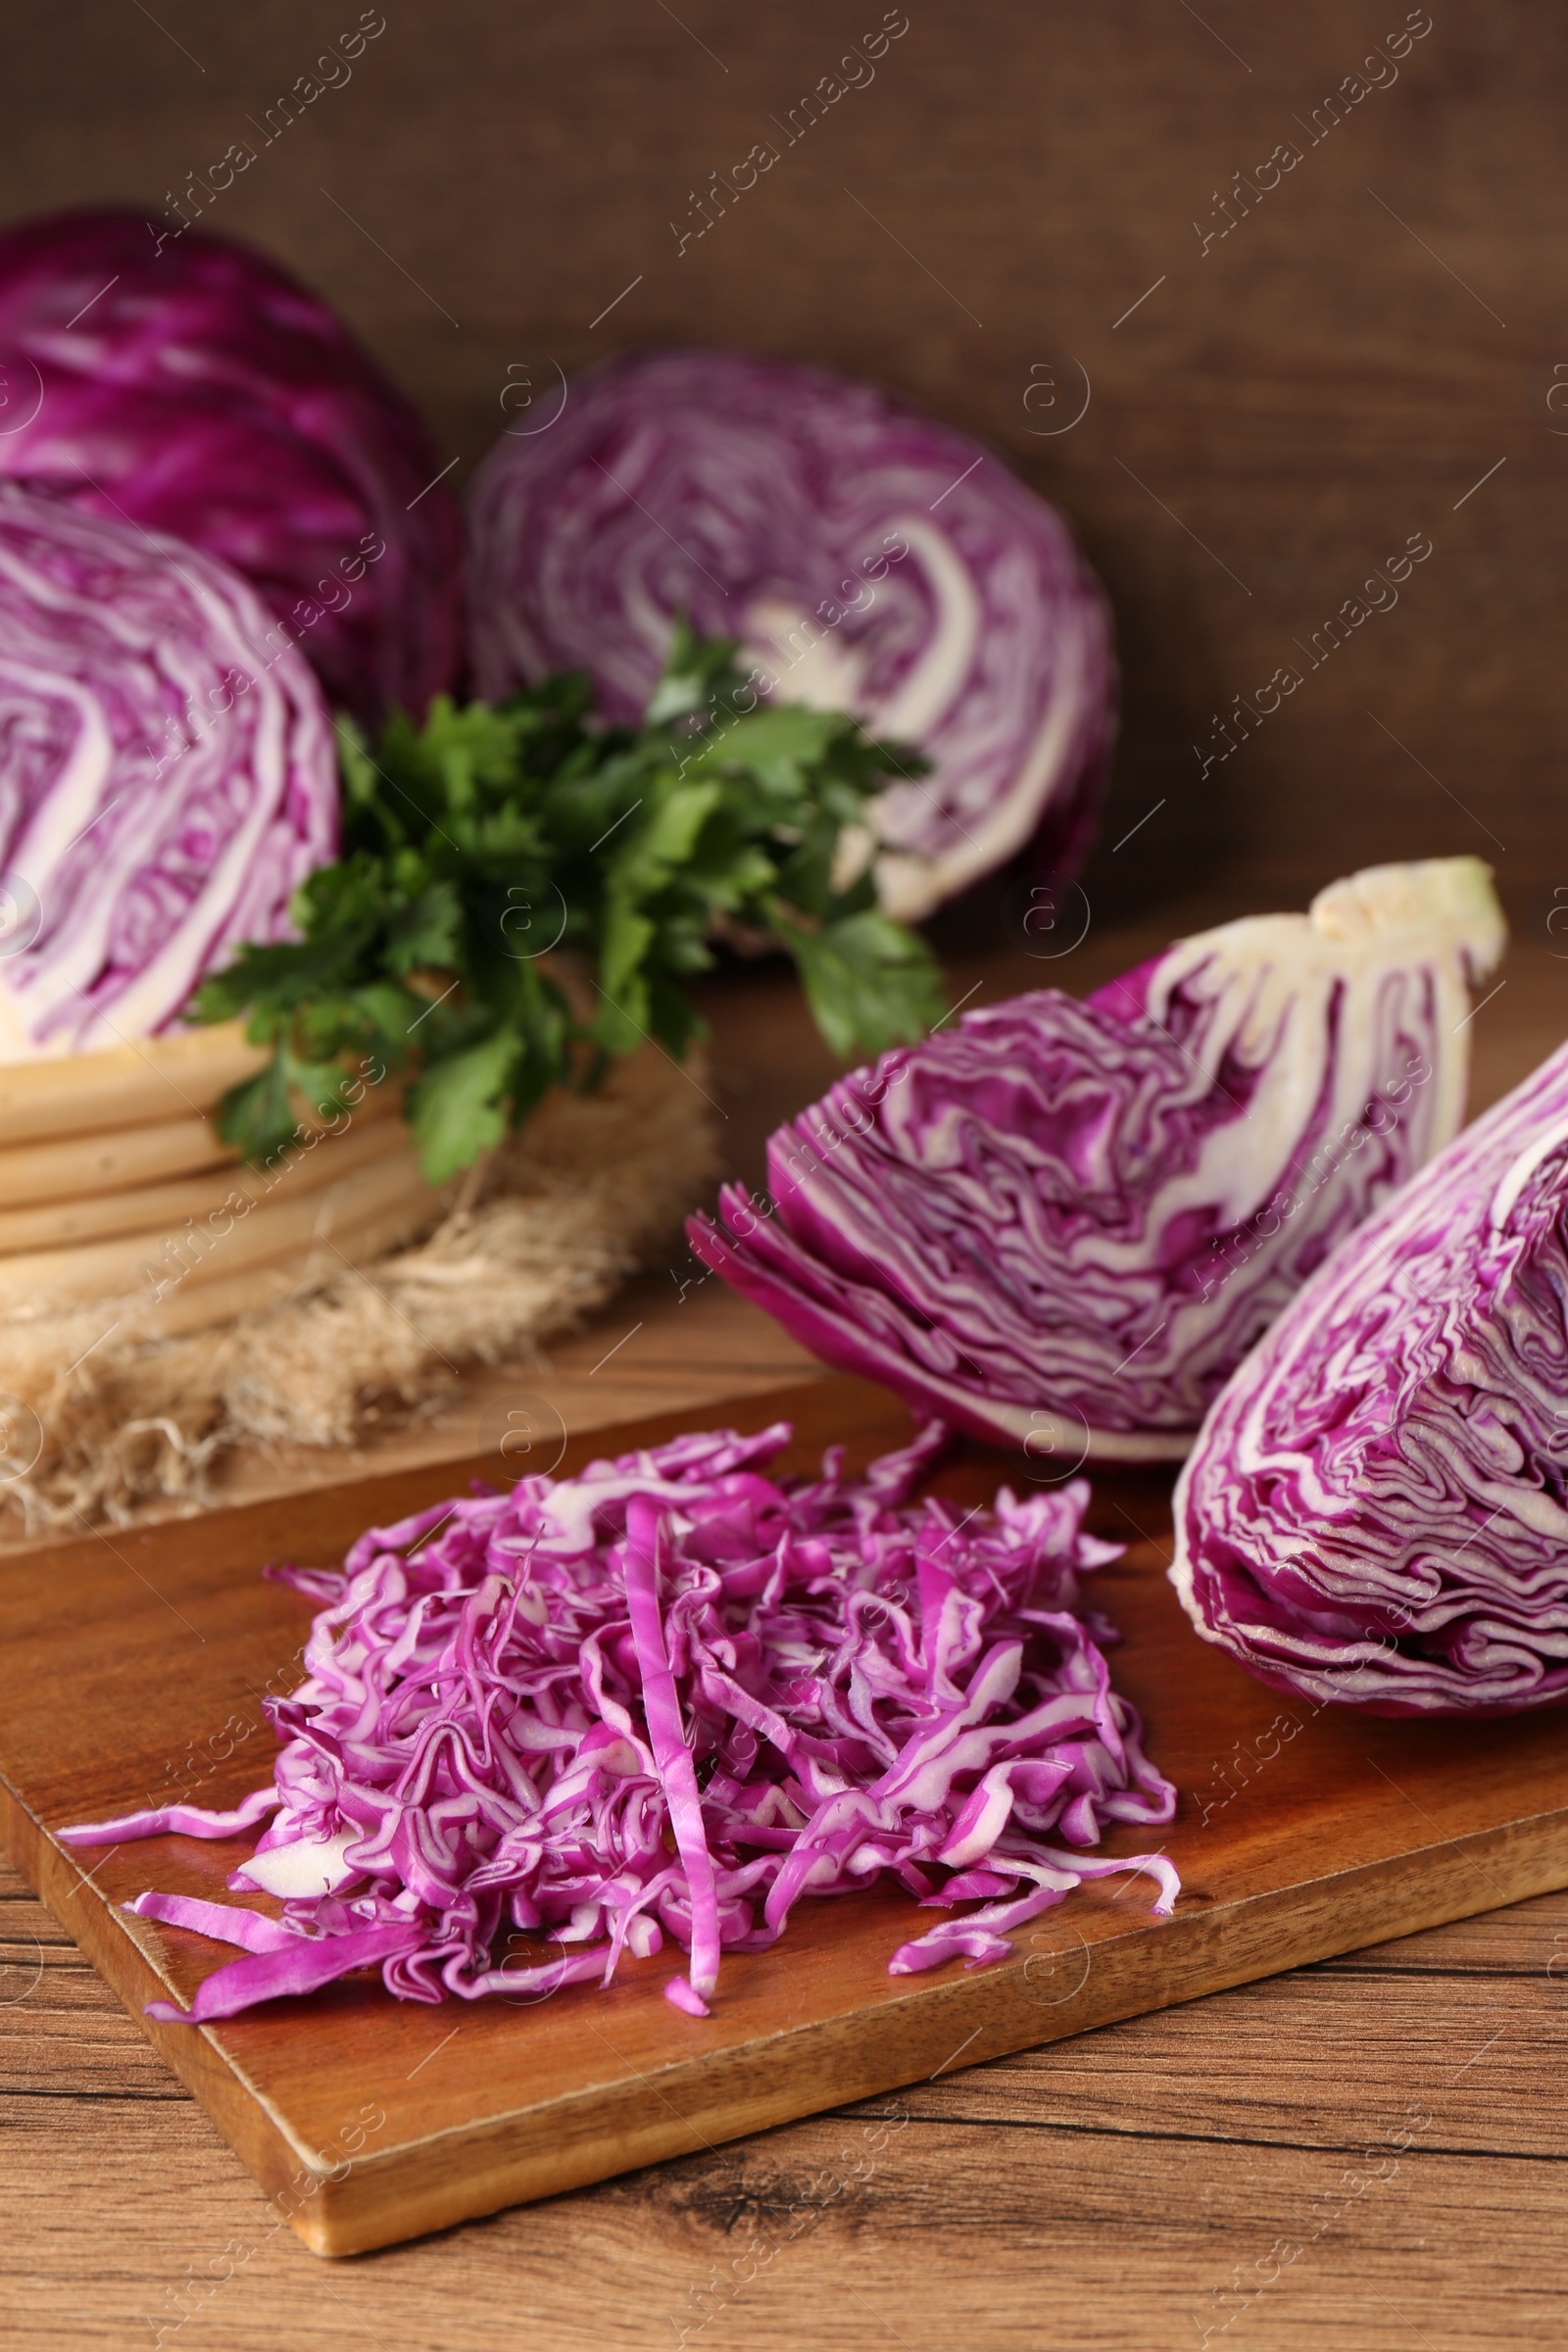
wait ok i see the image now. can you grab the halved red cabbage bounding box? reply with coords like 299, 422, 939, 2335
466, 346, 1115, 920
688, 861, 1505, 1462
1172, 1038, 1568, 1716
60, 1421, 1176, 2023
0, 482, 336, 1056
0, 207, 463, 722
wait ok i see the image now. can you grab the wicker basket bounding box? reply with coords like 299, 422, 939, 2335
0, 1021, 447, 1355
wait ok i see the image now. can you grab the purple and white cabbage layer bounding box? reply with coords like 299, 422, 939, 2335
689, 860, 1505, 1462
1173, 1036, 1568, 1717
61, 1421, 1176, 2024
0, 207, 464, 723
466, 346, 1115, 921
0, 483, 337, 1057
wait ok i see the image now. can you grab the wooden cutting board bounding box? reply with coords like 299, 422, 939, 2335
3, 1373, 1567, 2259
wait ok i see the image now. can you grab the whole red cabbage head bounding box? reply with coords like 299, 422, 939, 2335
466, 345, 1116, 922
0, 206, 463, 724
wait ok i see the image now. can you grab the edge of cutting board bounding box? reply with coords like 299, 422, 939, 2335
5, 1775, 1568, 2257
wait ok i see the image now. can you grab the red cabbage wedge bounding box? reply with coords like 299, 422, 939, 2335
60, 1421, 1176, 2023
1173, 1036, 1568, 1716
689, 860, 1505, 1462
0, 482, 337, 1056
466, 346, 1115, 920
0, 207, 463, 723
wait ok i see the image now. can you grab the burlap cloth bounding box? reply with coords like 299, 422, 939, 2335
0, 1046, 716, 1533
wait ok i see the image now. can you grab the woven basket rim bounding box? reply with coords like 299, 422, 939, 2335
0, 1018, 268, 1147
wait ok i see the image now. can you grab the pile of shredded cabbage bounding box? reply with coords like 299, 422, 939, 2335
63, 1423, 1177, 2023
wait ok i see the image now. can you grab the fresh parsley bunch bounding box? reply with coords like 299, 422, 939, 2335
191, 625, 947, 1182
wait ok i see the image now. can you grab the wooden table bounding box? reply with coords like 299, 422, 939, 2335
3, 907, 1565, 2348
6, 1850, 1565, 2349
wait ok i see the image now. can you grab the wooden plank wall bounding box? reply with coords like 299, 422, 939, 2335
0, 1, 1554, 934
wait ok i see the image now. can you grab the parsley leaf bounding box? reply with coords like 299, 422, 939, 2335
191, 625, 947, 1181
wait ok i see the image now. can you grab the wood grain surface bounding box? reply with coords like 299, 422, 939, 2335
5, 1372, 1568, 2275
7, 1839, 1568, 2351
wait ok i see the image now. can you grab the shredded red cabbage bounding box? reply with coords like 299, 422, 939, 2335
62, 1423, 1176, 2023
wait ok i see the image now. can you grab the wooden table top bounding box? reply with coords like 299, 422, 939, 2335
3, 904, 1565, 2347
6, 1850, 1564, 2349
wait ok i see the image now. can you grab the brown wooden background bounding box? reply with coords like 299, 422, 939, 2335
3, 0, 1556, 934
